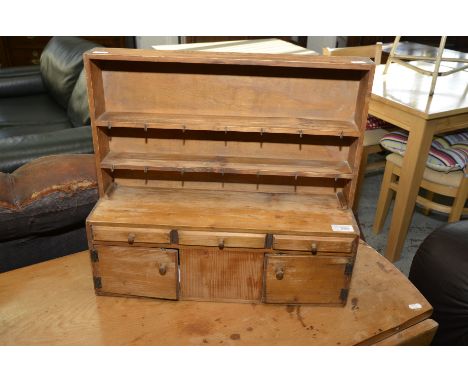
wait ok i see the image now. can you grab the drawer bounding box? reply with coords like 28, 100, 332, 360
94, 245, 178, 299
263, 254, 352, 304
92, 225, 171, 245
273, 234, 356, 255
178, 230, 266, 249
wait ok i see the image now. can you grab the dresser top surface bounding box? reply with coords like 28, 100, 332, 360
88, 186, 358, 237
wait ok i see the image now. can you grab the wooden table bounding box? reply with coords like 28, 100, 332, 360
0, 242, 437, 345
382, 41, 468, 71
370, 62, 468, 262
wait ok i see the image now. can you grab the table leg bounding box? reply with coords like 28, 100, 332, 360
384, 124, 436, 262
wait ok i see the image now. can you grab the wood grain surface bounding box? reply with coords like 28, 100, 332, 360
100, 151, 354, 179
0, 242, 435, 345
179, 248, 264, 302
96, 246, 178, 300
96, 112, 360, 137
264, 255, 350, 304
87, 185, 359, 237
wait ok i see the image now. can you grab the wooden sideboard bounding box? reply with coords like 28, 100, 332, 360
0, 36, 134, 68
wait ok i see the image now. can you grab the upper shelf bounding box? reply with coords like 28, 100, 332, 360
96, 112, 360, 137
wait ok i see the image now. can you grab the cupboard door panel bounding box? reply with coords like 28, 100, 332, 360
95, 245, 178, 299
179, 247, 264, 303
264, 254, 351, 304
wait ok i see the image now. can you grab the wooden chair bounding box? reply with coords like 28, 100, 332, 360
373, 153, 468, 234
323, 43, 389, 210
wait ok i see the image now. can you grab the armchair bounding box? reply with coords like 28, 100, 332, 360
0, 36, 99, 173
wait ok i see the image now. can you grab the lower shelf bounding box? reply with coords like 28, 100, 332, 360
101, 151, 354, 179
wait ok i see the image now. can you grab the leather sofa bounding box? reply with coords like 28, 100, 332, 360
409, 220, 468, 345
0, 154, 98, 272
0, 36, 99, 173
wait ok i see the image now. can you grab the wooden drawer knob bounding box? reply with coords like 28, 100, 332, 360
275, 267, 284, 280
159, 264, 167, 276
128, 233, 136, 244
218, 239, 225, 250
311, 242, 317, 255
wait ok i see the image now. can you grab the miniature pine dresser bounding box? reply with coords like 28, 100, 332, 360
84, 48, 375, 305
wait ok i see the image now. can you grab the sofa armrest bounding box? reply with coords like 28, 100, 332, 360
0, 125, 94, 173
0, 65, 45, 97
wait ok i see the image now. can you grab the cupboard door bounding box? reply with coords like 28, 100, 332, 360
264, 254, 351, 304
179, 247, 264, 303
95, 245, 178, 299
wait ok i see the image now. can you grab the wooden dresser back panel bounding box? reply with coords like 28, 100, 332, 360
110, 171, 348, 195
106, 129, 353, 161
95, 61, 365, 123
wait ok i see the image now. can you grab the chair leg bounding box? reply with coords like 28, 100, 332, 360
353, 146, 370, 212
422, 190, 434, 216
448, 176, 468, 223
373, 160, 397, 234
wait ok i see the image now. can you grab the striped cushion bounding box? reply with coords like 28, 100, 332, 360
366, 115, 394, 131
380, 130, 468, 173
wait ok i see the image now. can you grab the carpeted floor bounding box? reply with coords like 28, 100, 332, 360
356, 168, 452, 276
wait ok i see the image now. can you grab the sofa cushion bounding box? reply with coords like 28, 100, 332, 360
386, 153, 464, 188
40, 36, 98, 109
0, 93, 70, 130
67, 70, 91, 127
380, 130, 468, 173
0, 66, 45, 98
0, 154, 97, 241
0, 125, 94, 173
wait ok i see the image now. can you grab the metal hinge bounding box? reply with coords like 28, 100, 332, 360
344, 262, 354, 276
340, 288, 349, 302
93, 276, 102, 289
90, 249, 99, 262
170, 229, 179, 245
264, 233, 274, 249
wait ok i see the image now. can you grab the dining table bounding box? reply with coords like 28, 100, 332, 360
369, 57, 468, 263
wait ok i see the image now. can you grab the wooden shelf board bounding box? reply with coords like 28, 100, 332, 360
88, 185, 358, 236
101, 151, 354, 179
95, 112, 360, 137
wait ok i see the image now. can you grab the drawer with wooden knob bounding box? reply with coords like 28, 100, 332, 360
273, 234, 356, 256
178, 230, 266, 249
91, 225, 171, 245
